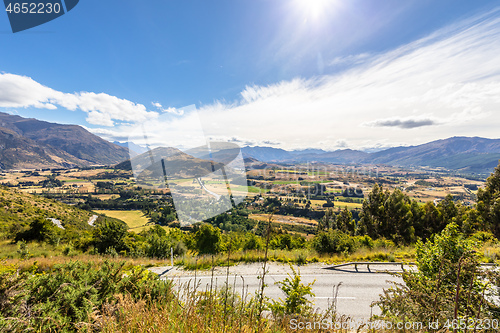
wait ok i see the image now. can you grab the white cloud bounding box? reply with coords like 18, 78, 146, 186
162, 107, 184, 116
151, 101, 184, 116
0, 73, 159, 126
328, 53, 371, 67
187, 8, 500, 150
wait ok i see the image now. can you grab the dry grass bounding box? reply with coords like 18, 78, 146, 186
175, 245, 417, 271
250, 213, 317, 226
2, 253, 166, 272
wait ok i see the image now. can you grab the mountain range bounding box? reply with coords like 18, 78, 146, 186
0, 112, 498, 174
241, 137, 500, 174
0, 112, 129, 170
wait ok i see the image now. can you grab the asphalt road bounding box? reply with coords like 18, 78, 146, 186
152, 263, 404, 321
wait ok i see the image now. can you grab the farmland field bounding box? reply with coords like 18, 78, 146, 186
95, 210, 152, 232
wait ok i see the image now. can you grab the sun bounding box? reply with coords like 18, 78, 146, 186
295, 0, 334, 20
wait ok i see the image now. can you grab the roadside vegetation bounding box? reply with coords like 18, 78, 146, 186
2, 220, 500, 332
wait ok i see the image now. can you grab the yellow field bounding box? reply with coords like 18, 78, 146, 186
333, 201, 363, 209
95, 210, 153, 232
309, 199, 363, 210
92, 194, 119, 200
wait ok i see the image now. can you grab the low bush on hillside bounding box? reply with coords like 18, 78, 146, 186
0, 260, 172, 332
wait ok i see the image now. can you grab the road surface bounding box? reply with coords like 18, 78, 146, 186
150, 262, 403, 320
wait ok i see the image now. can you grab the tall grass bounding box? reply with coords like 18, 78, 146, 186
175, 246, 416, 270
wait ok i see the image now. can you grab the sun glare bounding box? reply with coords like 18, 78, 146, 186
296, 0, 334, 20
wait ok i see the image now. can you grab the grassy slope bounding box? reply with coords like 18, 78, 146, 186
0, 185, 93, 239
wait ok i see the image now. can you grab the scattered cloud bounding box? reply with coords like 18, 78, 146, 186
0, 73, 159, 126
162, 107, 184, 116
152, 101, 185, 116
262, 140, 281, 146
335, 140, 348, 148
328, 53, 371, 67
364, 117, 439, 129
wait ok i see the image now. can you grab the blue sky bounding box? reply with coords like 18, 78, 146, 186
1, 0, 500, 150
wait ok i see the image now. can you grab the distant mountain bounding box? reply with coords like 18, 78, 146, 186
297, 149, 369, 164
368, 137, 500, 173
1, 111, 499, 174
0, 112, 129, 170
113, 141, 148, 157
241, 146, 292, 161
242, 137, 500, 173
241, 146, 368, 164
289, 148, 328, 155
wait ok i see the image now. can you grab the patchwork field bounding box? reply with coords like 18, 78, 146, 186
250, 213, 317, 226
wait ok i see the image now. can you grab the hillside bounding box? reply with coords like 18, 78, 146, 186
115, 146, 226, 179
0, 127, 87, 170
0, 112, 129, 169
0, 185, 94, 240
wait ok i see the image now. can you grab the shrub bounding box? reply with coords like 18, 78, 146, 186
16, 240, 31, 259
376, 223, 500, 326
268, 264, 315, 317
373, 238, 396, 249
92, 218, 129, 254
0, 260, 173, 332
356, 235, 374, 249
312, 230, 356, 254
194, 224, 222, 254
470, 230, 496, 244
14, 217, 59, 244
244, 233, 263, 250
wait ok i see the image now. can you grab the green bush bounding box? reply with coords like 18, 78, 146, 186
244, 233, 263, 250
376, 223, 500, 326
312, 230, 357, 254
470, 230, 496, 244
268, 264, 315, 317
356, 235, 374, 249
194, 224, 222, 254
92, 218, 129, 254
14, 217, 60, 244
0, 260, 173, 332
373, 238, 396, 249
